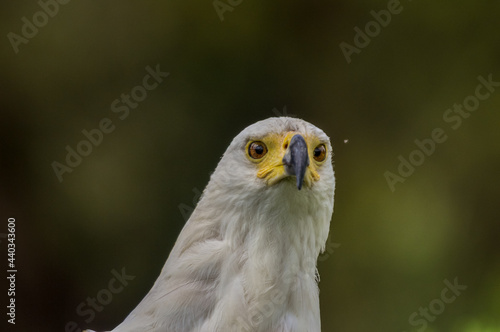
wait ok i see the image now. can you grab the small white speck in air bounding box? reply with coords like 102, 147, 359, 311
343, 139, 349, 144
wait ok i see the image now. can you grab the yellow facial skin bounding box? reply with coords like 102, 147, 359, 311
245, 132, 327, 189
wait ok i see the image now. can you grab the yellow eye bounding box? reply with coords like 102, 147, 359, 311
313, 144, 326, 162
248, 141, 268, 159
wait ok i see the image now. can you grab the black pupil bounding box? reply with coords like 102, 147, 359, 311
314, 147, 322, 157
254, 144, 264, 155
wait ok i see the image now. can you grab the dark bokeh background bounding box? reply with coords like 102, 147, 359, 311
1, 1, 499, 331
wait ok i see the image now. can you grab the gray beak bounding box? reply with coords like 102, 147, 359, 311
282, 134, 309, 190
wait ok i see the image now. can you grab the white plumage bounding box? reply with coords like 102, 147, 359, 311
88, 117, 335, 332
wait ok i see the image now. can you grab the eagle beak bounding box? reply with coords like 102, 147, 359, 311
282, 134, 310, 190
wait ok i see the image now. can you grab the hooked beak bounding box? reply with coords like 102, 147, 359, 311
282, 134, 309, 190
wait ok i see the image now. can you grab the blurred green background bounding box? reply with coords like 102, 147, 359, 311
1, 1, 499, 331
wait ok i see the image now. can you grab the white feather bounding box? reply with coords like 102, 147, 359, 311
100, 117, 335, 332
